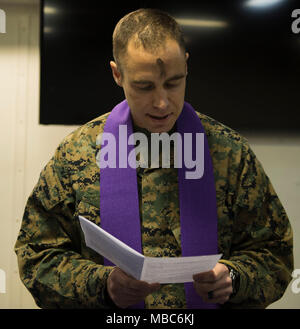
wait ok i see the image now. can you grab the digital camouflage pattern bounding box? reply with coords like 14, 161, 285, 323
14, 109, 294, 309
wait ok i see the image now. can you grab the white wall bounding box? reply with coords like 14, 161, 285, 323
0, 0, 299, 309
0, 0, 78, 308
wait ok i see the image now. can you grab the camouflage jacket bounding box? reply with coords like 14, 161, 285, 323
14, 110, 294, 309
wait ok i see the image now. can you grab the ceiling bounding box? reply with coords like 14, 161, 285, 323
0, 0, 39, 5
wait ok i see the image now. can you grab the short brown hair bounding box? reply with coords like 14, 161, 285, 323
112, 8, 186, 69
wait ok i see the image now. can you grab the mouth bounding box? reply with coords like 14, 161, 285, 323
147, 113, 171, 121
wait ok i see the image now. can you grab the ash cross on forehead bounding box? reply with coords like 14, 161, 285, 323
156, 58, 166, 78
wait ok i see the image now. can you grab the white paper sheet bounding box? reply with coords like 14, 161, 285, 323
79, 215, 222, 284
141, 254, 222, 283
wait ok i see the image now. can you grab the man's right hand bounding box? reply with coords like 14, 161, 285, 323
107, 267, 161, 308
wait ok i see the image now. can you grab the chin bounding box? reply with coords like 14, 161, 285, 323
149, 125, 173, 133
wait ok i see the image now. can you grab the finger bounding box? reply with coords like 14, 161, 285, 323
193, 270, 216, 283
108, 281, 147, 308
127, 279, 160, 295
203, 294, 230, 305
111, 281, 149, 300
199, 284, 232, 305
147, 282, 161, 293
120, 284, 160, 306
114, 293, 145, 309
202, 287, 232, 304
212, 286, 233, 299
111, 268, 148, 292
193, 263, 229, 283
109, 268, 160, 299
124, 283, 160, 296
194, 274, 231, 294
108, 268, 142, 299
115, 287, 148, 300
109, 279, 160, 308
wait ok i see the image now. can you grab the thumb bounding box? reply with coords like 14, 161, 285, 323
148, 282, 161, 293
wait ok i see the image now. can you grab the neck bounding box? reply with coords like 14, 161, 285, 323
132, 122, 177, 169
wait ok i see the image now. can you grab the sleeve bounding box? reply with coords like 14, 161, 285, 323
219, 142, 294, 308
14, 143, 116, 309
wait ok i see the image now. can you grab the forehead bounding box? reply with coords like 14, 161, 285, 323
124, 38, 185, 78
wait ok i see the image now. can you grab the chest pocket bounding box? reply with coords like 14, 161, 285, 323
76, 195, 100, 225
76, 197, 105, 264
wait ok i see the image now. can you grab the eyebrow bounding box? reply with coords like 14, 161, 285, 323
132, 74, 186, 85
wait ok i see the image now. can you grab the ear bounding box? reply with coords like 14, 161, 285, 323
110, 61, 123, 87
185, 52, 189, 75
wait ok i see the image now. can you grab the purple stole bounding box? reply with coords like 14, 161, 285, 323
100, 100, 218, 309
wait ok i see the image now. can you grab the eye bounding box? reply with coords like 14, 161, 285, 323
138, 85, 154, 91
165, 83, 179, 89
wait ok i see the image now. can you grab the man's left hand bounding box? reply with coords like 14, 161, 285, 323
193, 263, 233, 304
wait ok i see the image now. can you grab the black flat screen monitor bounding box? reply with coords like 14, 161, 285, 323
40, 0, 300, 133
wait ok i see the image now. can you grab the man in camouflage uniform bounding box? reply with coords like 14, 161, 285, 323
15, 9, 293, 309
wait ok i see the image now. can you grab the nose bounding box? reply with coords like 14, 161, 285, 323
152, 89, 169, 111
